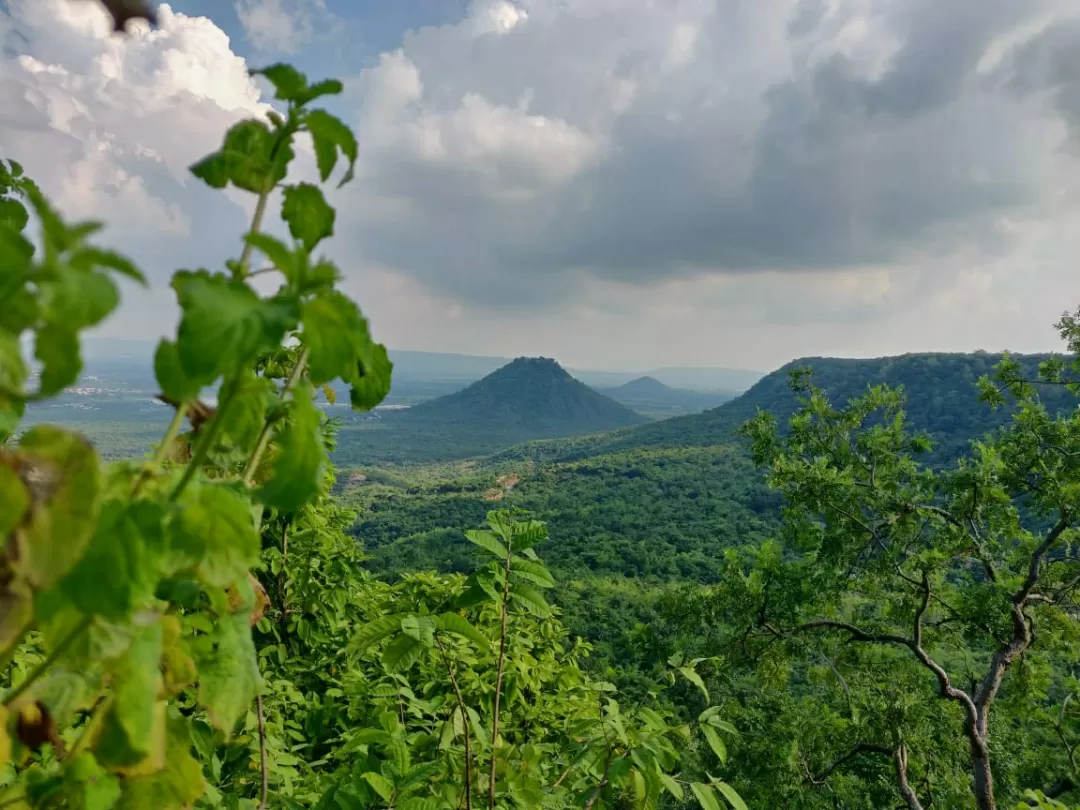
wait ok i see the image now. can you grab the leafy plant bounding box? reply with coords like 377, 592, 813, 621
0, 58, 390, 809
720, 318, 1080, 810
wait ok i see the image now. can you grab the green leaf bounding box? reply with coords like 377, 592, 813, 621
400, 615, 435, 648
12, 426, 100, 588
701, 725, 727, 765
252, 63, 308, 100
509, 583, 551, 617
153, 339, 200, 401
257, 382, 327, 513
245, 232, 294, 274
660, 774, 683, 801
166, 482, 260, 588
348, 342, 393, 412
62, 500, 166, 621
351, 614, 407, 653
213, 372, 274, 451
190, 119, 291, 194
510, 558, 555, 588
0, 196, 29, 233
72, 247, 146, 284
282, 183, 335, 250
63, 753, 122, 810
172, 270, 299, 382
34, 323, 81, 396
197, 612, 261, 735
712, 781, 747, 810
114, 716, 205, 809
296, 78, 344, 106
362, 771, 394, 802
464, 529, 509, 559
44, 266, 119, 329
434, 613, 491, 650
690, 782, 722, 810
305, 109, 358, 186
679, 666, 709, 703
399, 798, 445, 810
0, 463, 29, 538
382, 633, 423, 673
301, 291, 373, 386
94, 622, 165, 770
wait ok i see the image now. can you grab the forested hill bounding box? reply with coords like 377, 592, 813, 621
494, 351, 1069, 464
335, 357, 649, 463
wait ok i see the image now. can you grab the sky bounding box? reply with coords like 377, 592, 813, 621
2, 0, 1080, 372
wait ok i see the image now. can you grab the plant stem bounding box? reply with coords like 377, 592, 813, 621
64, 695, 109, 763
238, 187, 272, 277
489, 543, 514, 810
168, 380, 236, 503
131, 400, 188, 497
153, 401, 188, 465
242, 347, 310, 487
2, 617, 91, 708
437, 636, 473, 810
256, 694, 270, 810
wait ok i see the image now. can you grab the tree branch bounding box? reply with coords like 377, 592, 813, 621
975, 514, 1071, 714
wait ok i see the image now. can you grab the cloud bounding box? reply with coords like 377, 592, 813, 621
233, 0, 329, 54
327, 0, 1080, 314
0, 0, 272, 314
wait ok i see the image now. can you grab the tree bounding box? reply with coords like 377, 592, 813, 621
727, 311, 1080, 810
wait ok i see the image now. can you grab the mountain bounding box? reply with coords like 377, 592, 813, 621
349, 351, 1077, 580
599, 376, 735, 418
490, 351, 1073, 465
571, 366, 764, 392
335, 357, 648, 464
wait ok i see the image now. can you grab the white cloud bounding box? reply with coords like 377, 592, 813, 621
233, 0, 328, 54
0, 0, 270, 330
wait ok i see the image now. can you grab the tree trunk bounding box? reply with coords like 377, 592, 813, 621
970, 730, 995, 810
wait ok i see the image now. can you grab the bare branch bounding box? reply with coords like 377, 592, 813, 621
802, 743, 891, 784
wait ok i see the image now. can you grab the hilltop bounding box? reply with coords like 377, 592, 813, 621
600, 376, 735, 418
335, 357, 647, 464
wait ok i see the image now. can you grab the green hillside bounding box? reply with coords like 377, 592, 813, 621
334, 357, 648, 464
492, 351, 1070, 464
346, 351, 1071, 583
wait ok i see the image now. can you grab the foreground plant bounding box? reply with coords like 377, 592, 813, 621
0, 61, 391, 808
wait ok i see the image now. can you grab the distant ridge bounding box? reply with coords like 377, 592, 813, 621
611, 376, 671, 395
598, 375, 736, 418
490, 351, 1075, 466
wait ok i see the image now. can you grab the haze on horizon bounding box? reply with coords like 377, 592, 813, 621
2, 0, 1079, 371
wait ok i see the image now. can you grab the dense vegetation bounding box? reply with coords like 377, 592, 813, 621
4, 8, 1080, 809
